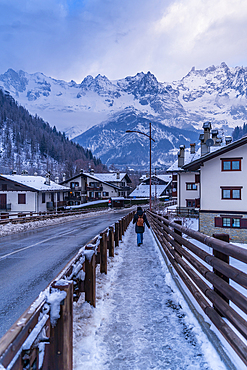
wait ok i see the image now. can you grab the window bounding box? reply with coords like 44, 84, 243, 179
18, 193, 26, 204
222, 217, 231, 227
186, 199, 195, 207
221, 158, 241, 171
42, 193, 46, 203
221, 187, 242, 200
186, 183, 197, 190
57, 192, 60, 202
172, 174, 177, 181
103, 192, 109, 196
2, 184, 7, 191
70, 182, 75, 189
232, 218, 241, 228
216, 217, 242, 228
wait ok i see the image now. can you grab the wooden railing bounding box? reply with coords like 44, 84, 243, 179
0, 206, 110, 225
147, 210, 247, 366
0, 211, 135, 370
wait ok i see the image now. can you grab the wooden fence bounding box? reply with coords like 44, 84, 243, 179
0, 206, 110, 225
147, 210, 247, 366
0, 211, 135, 370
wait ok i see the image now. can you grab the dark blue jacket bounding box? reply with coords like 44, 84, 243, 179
133, 209, 150, 233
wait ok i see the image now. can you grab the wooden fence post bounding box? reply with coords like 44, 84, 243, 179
100, 232, 108, 274
49, 280, 73, 370
115, 222, 119, 247
109, 226, 115, 257
174, 220, 182, 257
212, 233, 230, 316
119, 219, 123, 241
84, 249, 96, 307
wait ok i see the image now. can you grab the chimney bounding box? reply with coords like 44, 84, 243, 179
200, 122, 212, 156
211, 129, 218, 145
190, 143, 196, 154
45, 173, 50, 185
34, 172, 38, 176
55, 176, 59, 184
90, 168, 95, 176
116, 171, 120, 179
62, 173, 66, 182
12, 170, 17, 175
80, 169, 84, 174
178, 145, 185, 167
225, 136, 232, 145
203, 121, 211, 142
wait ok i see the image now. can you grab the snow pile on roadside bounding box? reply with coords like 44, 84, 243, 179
0, 209, 112, 237
73, 245, 123, 368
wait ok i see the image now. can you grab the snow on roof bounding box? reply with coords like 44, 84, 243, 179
129, 184, 168, 198
140, 174, 172, 182
82, 173, 121, 189
167, 145, 224, 173
1, 174, 70, 191
88, 172, 127, 182
166, 148, 201, 172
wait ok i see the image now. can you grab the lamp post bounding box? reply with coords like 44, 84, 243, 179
126, 122, 155, 211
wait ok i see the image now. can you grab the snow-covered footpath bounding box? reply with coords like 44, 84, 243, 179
72, 223, 243, 370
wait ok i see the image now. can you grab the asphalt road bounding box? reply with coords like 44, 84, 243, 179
0, 208, 132, 338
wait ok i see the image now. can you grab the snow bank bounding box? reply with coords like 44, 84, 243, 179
0, 209, 112, 237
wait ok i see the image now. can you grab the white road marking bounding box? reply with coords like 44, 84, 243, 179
0, 228, 81, 261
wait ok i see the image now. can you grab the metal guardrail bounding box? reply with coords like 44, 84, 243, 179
0, 211, 135, 370
148, 210, 247, 367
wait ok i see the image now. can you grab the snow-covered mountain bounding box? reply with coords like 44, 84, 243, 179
1, 63, 246, 169
172, 62, 247, 130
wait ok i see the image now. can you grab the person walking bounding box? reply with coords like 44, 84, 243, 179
133, 206, 150, 246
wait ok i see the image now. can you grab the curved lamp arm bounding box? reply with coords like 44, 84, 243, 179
126, 129, 155, 142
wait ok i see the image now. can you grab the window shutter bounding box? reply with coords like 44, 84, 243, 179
240, 218, 247, 229
215, 217, 223, 227
195, 174, 200, 183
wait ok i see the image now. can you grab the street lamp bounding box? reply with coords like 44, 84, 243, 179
126, 122, 155, 211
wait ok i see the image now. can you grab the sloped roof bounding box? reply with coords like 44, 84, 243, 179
61, 172, 131, 190
1, 174, 69, 191
183, 136, 247, 171
166, 145, 222, 172
129, 184, 169, 198
166, 149, 201, 172
90, 172, 131, 183
141, 174, 172, 183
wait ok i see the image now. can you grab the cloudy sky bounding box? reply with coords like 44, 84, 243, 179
1, 0, 247, 83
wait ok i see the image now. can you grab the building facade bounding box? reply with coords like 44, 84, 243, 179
0, 173, 69, 214
61, 170, 131, 205
183, 136, 247, 242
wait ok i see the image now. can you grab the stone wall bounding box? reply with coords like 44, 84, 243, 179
199, 212, 247, 243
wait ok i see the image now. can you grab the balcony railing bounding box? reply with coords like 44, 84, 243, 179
86, 186, 103, 192
0, 203, 11, 211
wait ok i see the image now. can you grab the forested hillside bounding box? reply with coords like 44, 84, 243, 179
232, 123, 247, 141
0, 89, 106, 178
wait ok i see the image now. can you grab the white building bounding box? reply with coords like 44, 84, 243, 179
183, 135, 247, 242
167, 144, 201, 209
61, 170, 131, 205
0, 173, 69, 214
167, 122, 223, 211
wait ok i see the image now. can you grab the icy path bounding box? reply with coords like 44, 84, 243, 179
73, 225, 230, 370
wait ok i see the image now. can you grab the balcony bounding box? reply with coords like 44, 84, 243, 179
0, 203, 11, 211
86, 186, 103, 192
